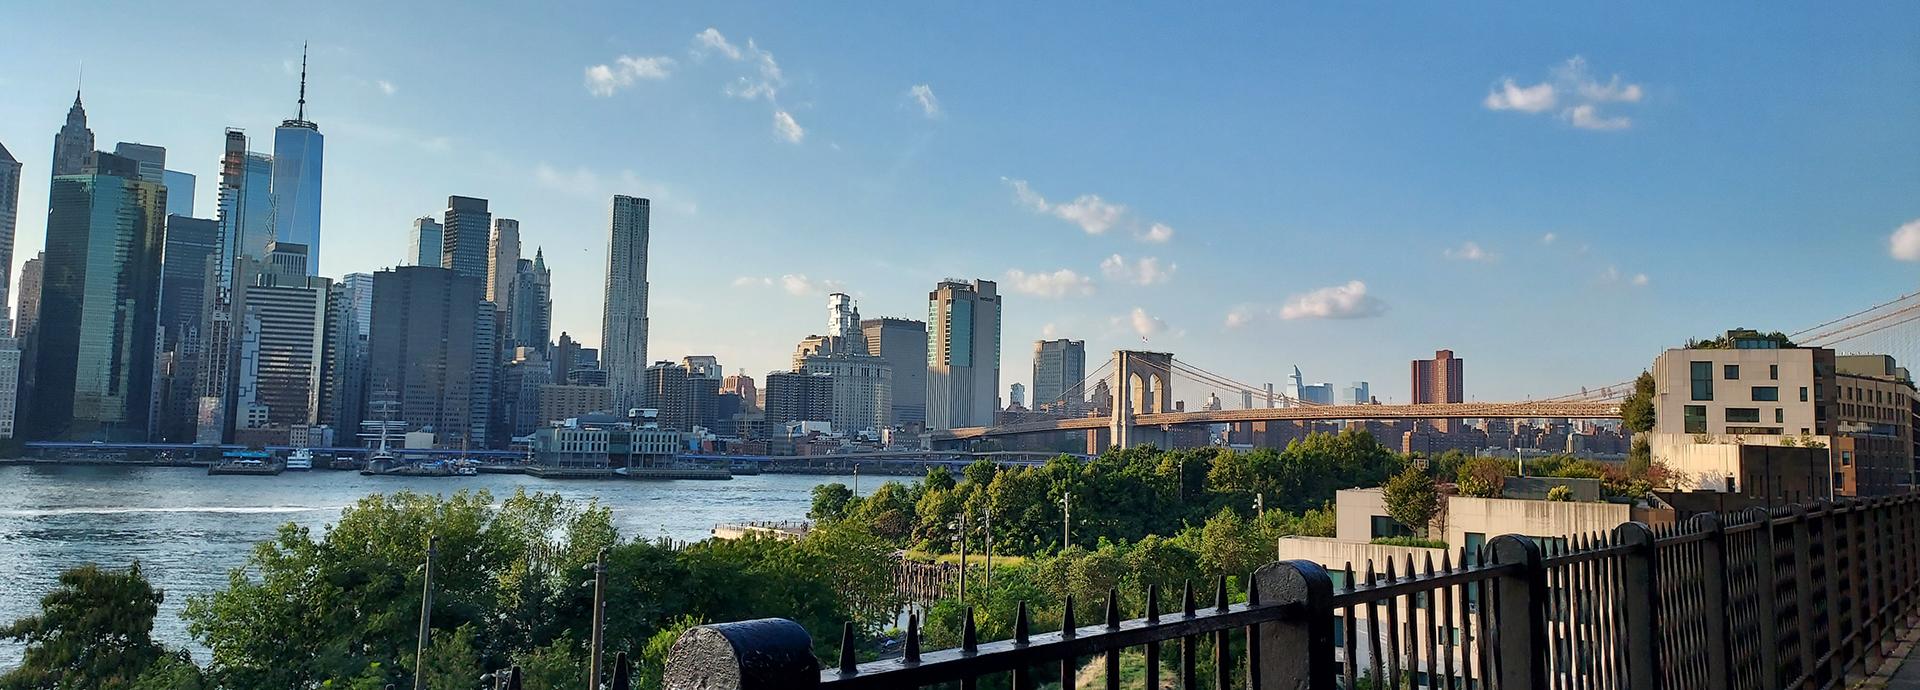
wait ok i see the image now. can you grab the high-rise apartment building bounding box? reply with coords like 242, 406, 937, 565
508, 251, 552, 354
641, 361, 690, 430
1411, 349, 1465, 431
488, 218, 519, 311
408, 217, 442, 267
366, 266, 493, 449
31, 152, 167, 440
601, 195, 650, 409
1031, 338, 1086, 412
162, 170, 195, 216
722, 374, 758, 412
440, 196, 491, 281
764, 371, 834, 429
927, 279, 1001, 429
271, 48, 324, 276
16, 253, 41, 340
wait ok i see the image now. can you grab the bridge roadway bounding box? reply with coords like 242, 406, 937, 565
933, 401, 1623, 441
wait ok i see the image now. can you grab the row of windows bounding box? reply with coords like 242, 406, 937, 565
1683, 405, 1785, 432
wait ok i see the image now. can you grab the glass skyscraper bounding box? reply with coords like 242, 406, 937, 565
601, 195, 650, 409
271, 46, 323, 276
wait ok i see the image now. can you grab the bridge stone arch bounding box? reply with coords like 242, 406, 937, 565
1111, 350, 1174, 448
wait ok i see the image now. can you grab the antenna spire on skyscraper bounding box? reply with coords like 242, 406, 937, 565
296, 42, 308, 121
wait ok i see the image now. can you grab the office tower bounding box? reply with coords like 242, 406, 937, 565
233, 243, 331, 429
862, 317, 927, 426
271, 47, 324, 275
1412, 349, 1465, 432
155, 216, 219, 440
764, 371, 834, 429
162, 170, 195, 216
642, 361, 689, 430
499, 348, 549, 438
196, 130, 275, 443
1031, 338, 1086, 412
439, 196, 491, 280
797, 295, 891, 433
111, 143, 166, 183
553, 331, 581, 385
50, 91, 93, 180
31, 152, 167, 440
828, 293, 866, 353
1009, 383, 1026, 409
926, 279, 1001, 429
16, 253, 41, 339
1288, 366, 1335, 405
318, 272, 373, 436
488, 218, 519, 310
366, 266, 492, 449
408, 217, 442, 267
681, 357, 722, 432
722, 374, 758, 412
601, 195, 650, 409
1344, 382, 1372, 405
539, 384, 612, 427
0, 141, 19, 334
509, 250, 551, 354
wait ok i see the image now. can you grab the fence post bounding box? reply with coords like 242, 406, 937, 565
1488, 534, 1548, 690
1696, 513, 1734, 690
1251, 559, 1336, 690
662, 618, 819, 690
1612, 522, 1661, 690
1750, 509, 1781, 690
1788, 504, 1817, 689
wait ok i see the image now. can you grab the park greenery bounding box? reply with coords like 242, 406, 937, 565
4, 430, 1680, 689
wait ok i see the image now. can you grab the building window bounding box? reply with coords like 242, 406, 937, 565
1726, 408, 1761, 423
1770, 364, 1779, 380
1842, 451, 1852, 466
1834, 473, 1845, 490
1685, 405, 1708, 434
1691, 362, 1714, 401
1724, 364, 1740, 380
1752, 386, 1779, 402
1800, 387, 1809, 403
1371, 515, 1414, 539
1775, 408, 1783, 424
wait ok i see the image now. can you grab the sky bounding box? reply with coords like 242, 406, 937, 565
1, 2, 1917, 406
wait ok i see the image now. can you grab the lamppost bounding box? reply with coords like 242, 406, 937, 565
853, 463, 861, 497
1254, 492, 1265, 519
1060, 491, 1072, 551
982, 504, 993, 585
413, 536, 438, 690
948, 512, 969, 604
584, 548, 608, 689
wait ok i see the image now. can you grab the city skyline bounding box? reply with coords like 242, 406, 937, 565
1, 4, 1917, 403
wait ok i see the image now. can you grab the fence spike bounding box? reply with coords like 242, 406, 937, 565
1363, 560, 1376, 590
1246, 570, 1260, 605
1385, 554, 1398, 584
1213, 574, 1229, 612
962, 606, 978, 653
838, 621, 857, 673
1182, 579, 1196, 616
1105, 588, 1121, 628
1440, 550, 1453, 574
1342, 561, 1355, 589
1423, 552, 1435, 578
905, 612, 922, 662
1063, 594, 1078, 637
1147, 584, 1162, 621
610, 651, 630, 690
506, 667, 522, 690
1013, 602, 1030, 644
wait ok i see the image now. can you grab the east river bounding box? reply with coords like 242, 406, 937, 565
0, 464, 860, 669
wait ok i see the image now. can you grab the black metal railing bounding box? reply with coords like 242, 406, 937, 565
659, 495, 1920, 690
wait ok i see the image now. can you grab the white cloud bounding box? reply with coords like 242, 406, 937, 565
1225, 306, 1255, 329
1890, 219, 1920, 261
1486, 56, 1644, 131
1128, 308, 1167, 339
1141, 223, 1174, 243
1005, 268, 1095, 298
772, 110, 805, 143
731, 276, 771, 288
1631, 273, 1651, 286
693, 28, 743, 61
376, 80, 396, 95
1443, 241, 1492, 262
773, 274, 840, 296
532, 163, 696, 215
1279, 281, 1388, 320
1041, 322, 1060, 339
909, 84, 941, 118
722, 38, 785, 102
1052, 195, 1126, 235
1541, 232, 1558, 245
1005, 178, 1048, 211
584, 55, 676, 96
1600, 266, 1649, 286
1483, 79, 1557, 113
1100, 254, 1176, 285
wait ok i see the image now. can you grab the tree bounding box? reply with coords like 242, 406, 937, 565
1546, 486, 1574, 502
1627, 436, 1653, 477
808, 483, 855, 522
2, 563, 175, 690
1382, 466, 1439, 537
1456, 457, 1511, 498
1621, 371, 1657, 433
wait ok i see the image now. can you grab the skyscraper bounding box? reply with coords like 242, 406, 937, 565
1009, 383, 1026, 409
509, 250, 552, 354
601, 195, 650, 409
156, 215, 219, 441
408, 217, 442, 267
234, 244, 331, 429
32, 152, 167, 440
0, 141, 20, 335
16, 253, 41, 341
367, 266, 493, 448
1031, 338, 1086, 412
488, 218, 519, 310
50, 91, 92, 180
862, 317, 927, 426
162, 170, 195, 216
1411, 349, 1465, 432
440, 196, 491, 281
197, 129, 276, 443
318, 272, 373, 436
271, 47, 324, 276
926, 279, 1001, 429
111, 143, 166, 184
641, 361, 691, 430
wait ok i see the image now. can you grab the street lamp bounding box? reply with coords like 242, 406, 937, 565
583, 548, 608, 689
948, 512, 968, 604
1060, 491, 1072, 551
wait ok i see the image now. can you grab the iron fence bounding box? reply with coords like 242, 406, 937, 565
658, 495, 1920, 690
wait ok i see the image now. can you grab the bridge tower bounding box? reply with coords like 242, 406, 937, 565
1110, 350, 1174, 449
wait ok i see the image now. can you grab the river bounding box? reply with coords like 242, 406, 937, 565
0, 464, 861, 670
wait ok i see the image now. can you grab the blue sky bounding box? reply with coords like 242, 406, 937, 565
2, 2, 1917, 404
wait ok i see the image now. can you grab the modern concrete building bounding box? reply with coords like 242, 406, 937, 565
927, 279, 1000, 429
764, 371, 834, 431
1032, 338, 1086, 412
538, 384, 612, 427
271, 48, 324, 275
642, 361, 691, 431
601, 195, 650, 410
440, 196, 491, 281
366, 266, 493, 448
862, 317, 926, 426
1412, 349, 1465, 432
31, 152, 168, 440
407, 217, 442, 267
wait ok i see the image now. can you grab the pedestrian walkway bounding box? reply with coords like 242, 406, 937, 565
1869, 622, 1920, 689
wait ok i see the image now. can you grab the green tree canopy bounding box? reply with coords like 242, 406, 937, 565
2, 563, 174, 690
1383, 465, 1439, 537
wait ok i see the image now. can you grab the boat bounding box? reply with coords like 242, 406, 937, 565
451, 458, 480, 476
361, 396, 401, 476
209, 450, 283, 476
285, 449, 314, 471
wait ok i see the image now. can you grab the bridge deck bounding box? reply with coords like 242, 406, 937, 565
935, 401, 1621, 440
